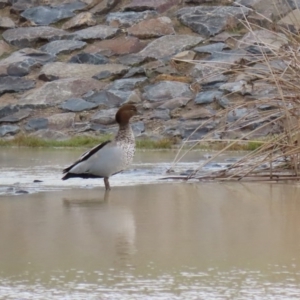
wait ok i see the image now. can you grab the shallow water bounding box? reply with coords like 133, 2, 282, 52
1, 149, 300, 299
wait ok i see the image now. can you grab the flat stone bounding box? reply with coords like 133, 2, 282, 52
219, 80, 253, 95
48, 112, 75, 130
39, 62, 128, 80
90, 0, 118, 15
177, 6, 249, 37
217, 97, 230, 108
1, 48, 55, 77
106, 89, 140, 104
127, 17, 175, 39
0, 41, 12, 57
149, 109, 170, 120
61, 98, 98, 112
74, 25, 119, 40
0, 17, 15, 29
138, 35, 203, 60
92, 70, 113, 80
143, 81, 194, 102
62, 12, 96, 29
109, 77, 147, 91
21, 2, 86, 25
68, 52, 109, 64
181, 108, 213, 120
40, 40, 87, 56
194, 42, 227, 54
91, 108, 118, 125
158, 97, 191, 110
30, 129, 69, 140
238, 29, 289, 51
0, 125, 20, 137
25, 118, 48, 131
180, 120, 218, 139
21, 78, 103, 106
227, 108, 258, 122
0, 76, 35, 95
0, 109, 31, 123
85, 36, 146, 55
124, 0, 180, 13
84, 90, 126, 107
0, 106, 19, 119
195, 90, 223, 104
2, 26, 72, 48
106, 11, 157, 27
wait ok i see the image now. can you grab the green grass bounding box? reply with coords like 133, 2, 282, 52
0, 134, 175, 149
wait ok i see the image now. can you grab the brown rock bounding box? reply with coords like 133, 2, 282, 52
0, 41, 12, 57
0, 17, 15, 29
62, 12, 96, 30
48, 113, 75, 130
125, 0, 181, 13
85, 36, 147, 55
90, 0, 118, 15
127, 17, 175, 39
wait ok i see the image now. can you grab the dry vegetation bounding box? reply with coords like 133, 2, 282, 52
168, 4, 300, 182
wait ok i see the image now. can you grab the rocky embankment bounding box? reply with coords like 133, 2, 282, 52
0, 0, 297, 142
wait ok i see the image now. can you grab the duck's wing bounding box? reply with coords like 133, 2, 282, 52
62, 140, 112, 174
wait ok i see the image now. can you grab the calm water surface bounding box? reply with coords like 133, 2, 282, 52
0, 149, 300, 299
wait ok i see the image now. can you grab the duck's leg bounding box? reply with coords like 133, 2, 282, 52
104, 177, 111, 191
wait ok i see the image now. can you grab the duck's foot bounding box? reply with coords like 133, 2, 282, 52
104, 177, 111, 191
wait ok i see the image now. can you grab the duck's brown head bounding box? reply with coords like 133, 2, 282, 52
115, 104, 138, 126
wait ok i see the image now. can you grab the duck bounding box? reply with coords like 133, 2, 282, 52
62, 104, 138, 190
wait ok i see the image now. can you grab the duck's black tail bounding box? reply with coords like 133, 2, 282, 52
62, 172, 102, 180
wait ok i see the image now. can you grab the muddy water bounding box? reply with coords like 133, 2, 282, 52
1, 149, 300, 299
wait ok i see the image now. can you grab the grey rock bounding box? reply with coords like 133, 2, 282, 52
150, 109, 170, 121
2, 26, 72, 48
40, 40, 86, 56
1, 48, 55, 77
61, 98, 98, 112
109, 77, 147, 91
106, 89, 139, 104
21, 78, 102, 106
92, 70, 113, 80
0, 109, 31, 123
180, 120, 218, 139
74, 25, 119, 40
200, 74, 228, 87
195, 91, 223, 104
194, 42, 227, 54
84, 90, 128, 107
181, 108, 213, 120
158, 97, 191, 110
68, 52, 109, 64
106, 11, 157, 27
21, 6, 75, 26
217, 97, 230, 108
227, 107, 255, 122
0, 105, 19, 119
39, 62, 128, 80
91, 108, 118, 125
62, 12, 97, 29
0, 76, 35, 95
0, 17, 15, 29
177, 6, 249, 37
0, 125, 20, 137
138, 35, 203, 60
48, 113, 75, 130
131, 121, 145, 135
124, 67, 145, 78
219, 80, 253, 95
25, 118, 49, 131
143, 81, 194, 102
30, 129, 69, 141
